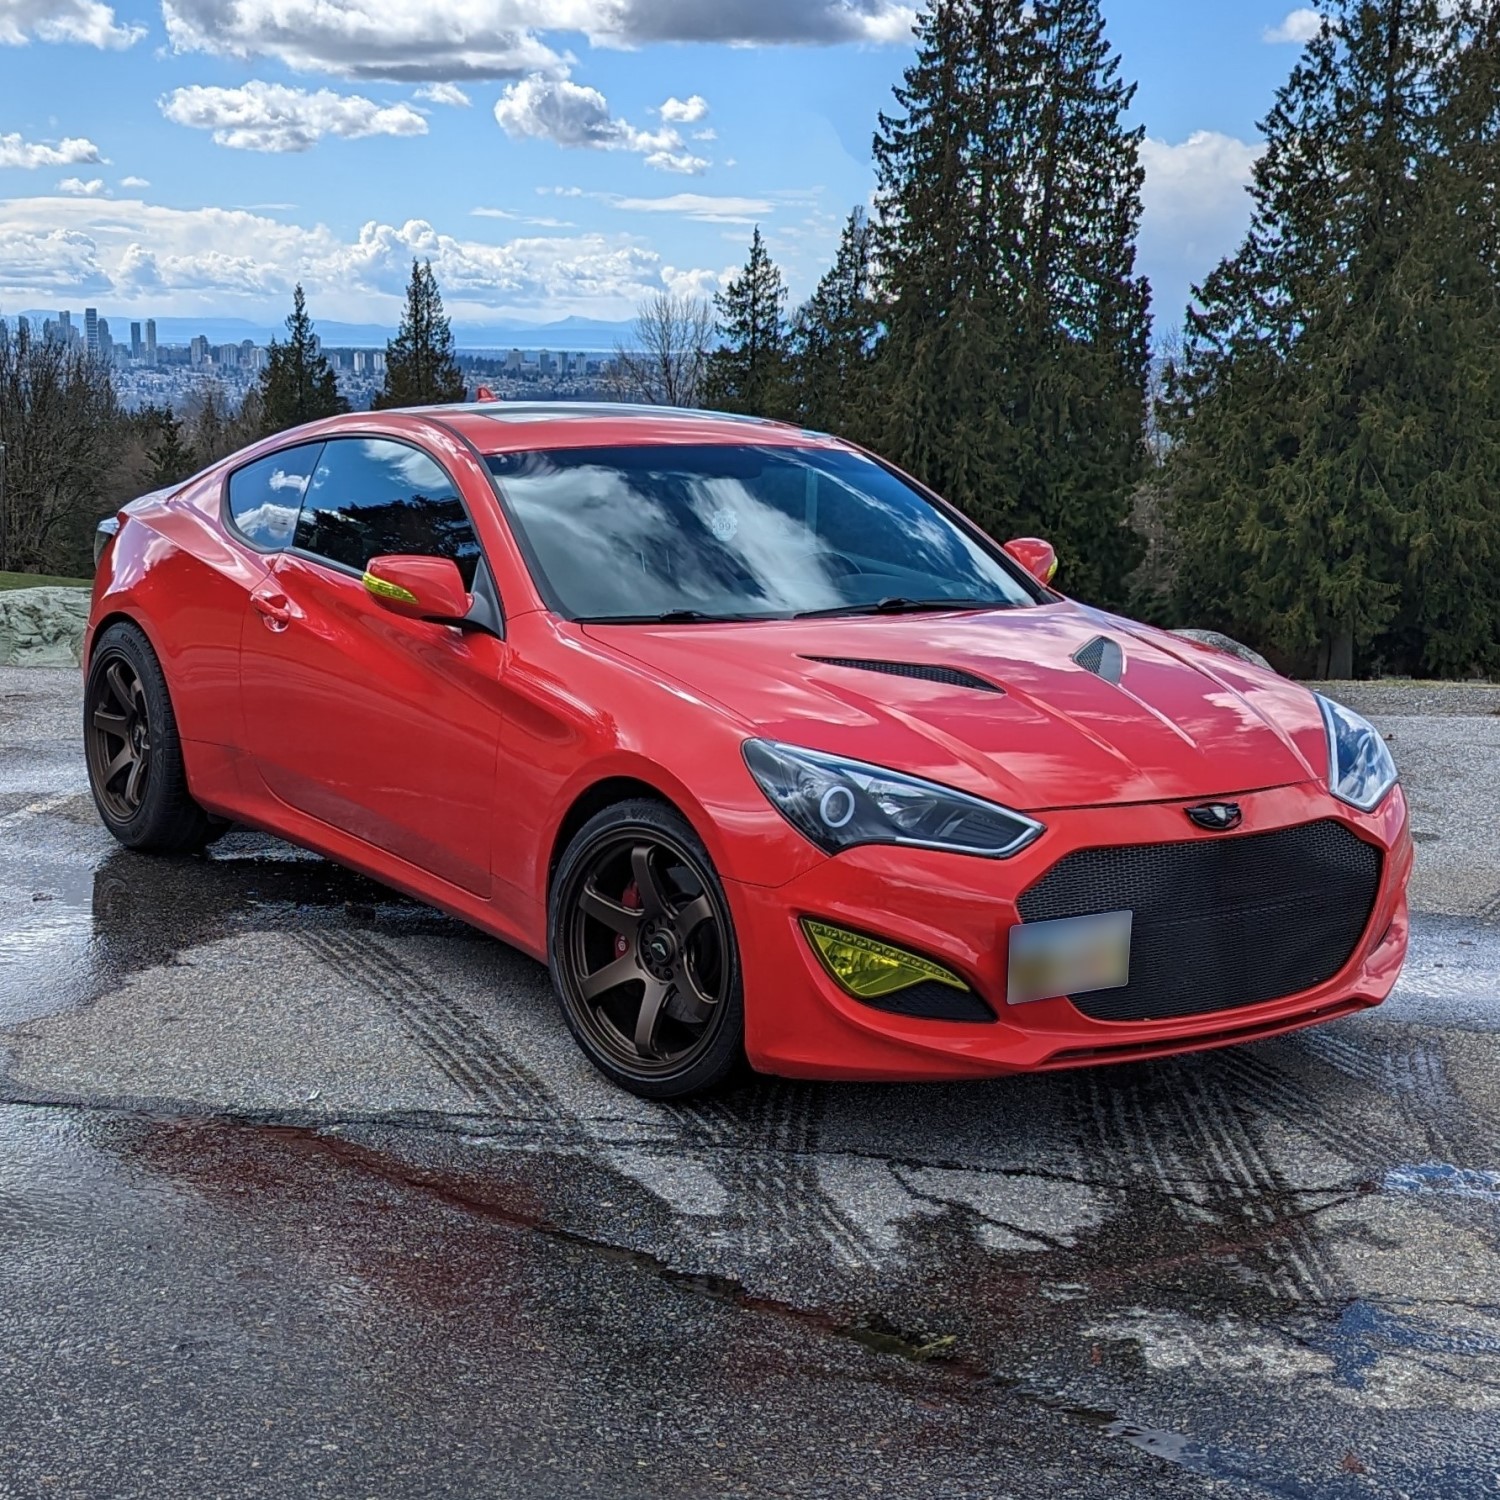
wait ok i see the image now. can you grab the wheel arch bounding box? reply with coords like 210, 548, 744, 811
546, 774, 690, 891
87, 608, 157, 664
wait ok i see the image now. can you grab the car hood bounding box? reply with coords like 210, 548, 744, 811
582, 603, 1330, 811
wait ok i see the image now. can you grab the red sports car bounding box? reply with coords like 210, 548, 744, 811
84, 403, 1412, 1097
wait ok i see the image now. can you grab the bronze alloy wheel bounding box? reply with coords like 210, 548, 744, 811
86, 651, 154, 822
555, 824, 735, 1080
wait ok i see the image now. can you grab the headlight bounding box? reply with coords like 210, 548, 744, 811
1316, 694, 1397, 811
742, 739, 1044, 858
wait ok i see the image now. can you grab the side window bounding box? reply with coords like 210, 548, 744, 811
294, 438, 482, 588
226, 443, 324, 550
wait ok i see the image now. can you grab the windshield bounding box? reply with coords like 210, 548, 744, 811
485, 444, 1038, 622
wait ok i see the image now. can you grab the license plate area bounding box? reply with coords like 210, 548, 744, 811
1006, 910, 1133, 1007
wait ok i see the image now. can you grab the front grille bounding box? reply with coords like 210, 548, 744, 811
1015, 820, 1382, 1022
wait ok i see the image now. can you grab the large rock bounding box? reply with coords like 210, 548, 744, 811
0, 586, 91, 667
1169, 628, 1273, 673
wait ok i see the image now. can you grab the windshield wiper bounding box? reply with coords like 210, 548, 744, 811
794, 596, 1005, 620
578, 608, 757, 624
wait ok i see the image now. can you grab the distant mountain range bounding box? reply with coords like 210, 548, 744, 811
9, 311, 637, 352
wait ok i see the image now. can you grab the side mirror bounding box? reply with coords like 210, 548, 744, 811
362, 555, 471, 623
1003, 537, 1058, 586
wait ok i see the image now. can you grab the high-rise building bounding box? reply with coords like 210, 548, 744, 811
190, 335, 208, 366
130, 322, 142, 361
85, 307, 99, 356
144, 319, 157, 365
97, 318, 112, 365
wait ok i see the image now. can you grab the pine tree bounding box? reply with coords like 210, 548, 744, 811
788, 208, 878, 439
1004, 0, 1151, 606
374, 259, 466, 409
1164, 0, 1500, 677
871, 0, 1150, 605
257, 284, 348, 437
146, 407, 196, 488
872, 0, 1011, 518
703, 227, 791, 417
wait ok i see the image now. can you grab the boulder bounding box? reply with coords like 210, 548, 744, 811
0, 586, 91, 667
1169, 628, 1274, 673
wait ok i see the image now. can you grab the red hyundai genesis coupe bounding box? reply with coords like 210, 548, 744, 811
84, 403, 1412, 1097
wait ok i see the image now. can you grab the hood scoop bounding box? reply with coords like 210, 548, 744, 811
1072, 635, 1125, 685
802, 656, 1005, 694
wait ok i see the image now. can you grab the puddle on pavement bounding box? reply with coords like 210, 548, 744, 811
0, 832, 467, 1028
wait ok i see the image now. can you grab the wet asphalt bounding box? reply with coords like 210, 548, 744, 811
2, 667, 1499, 1500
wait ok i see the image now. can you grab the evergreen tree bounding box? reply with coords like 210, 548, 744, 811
146, 407, 196, 489
871, 0, 1150, 606
1164, 0, 1500, 677
703, 227, 791, 417
788, 208, 879, 439
374, 259, 466, 409
257, 284, 348, 436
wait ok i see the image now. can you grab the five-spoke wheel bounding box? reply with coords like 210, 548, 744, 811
550, 799, 744, 1098
84, 621, 222, 853
86, 653, 152, 822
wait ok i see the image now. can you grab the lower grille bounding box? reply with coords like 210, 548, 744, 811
1016, 820, 1382, 1022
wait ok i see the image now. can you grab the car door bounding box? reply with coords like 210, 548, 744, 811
238, 434, 506, 898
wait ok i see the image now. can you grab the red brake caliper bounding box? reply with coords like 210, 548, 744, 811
615, 881, 641, 960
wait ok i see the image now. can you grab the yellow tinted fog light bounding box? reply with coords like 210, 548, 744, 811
802, 919, 969, 1000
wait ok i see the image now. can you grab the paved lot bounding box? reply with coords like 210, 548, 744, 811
2, 666, 1499, 1498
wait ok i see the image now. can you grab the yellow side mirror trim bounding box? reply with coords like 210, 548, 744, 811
362, 571, 419, 605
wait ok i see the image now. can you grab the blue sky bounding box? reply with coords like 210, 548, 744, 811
0, 1, 1326, 332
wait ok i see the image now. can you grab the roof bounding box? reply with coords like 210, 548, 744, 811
419, 401, 849, 456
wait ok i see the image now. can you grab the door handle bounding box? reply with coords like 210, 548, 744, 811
252, 591, 293, 631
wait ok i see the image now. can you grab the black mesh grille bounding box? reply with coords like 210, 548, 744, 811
1016, 820, 1382, 1022
861, 982, 996, 1023
802, 657, 1004, 693
1072, 635, 1124, 684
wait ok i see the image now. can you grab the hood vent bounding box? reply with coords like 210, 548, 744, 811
1073, 635, 1125, 685
802, 656, 1004, 694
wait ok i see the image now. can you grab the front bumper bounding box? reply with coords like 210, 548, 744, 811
727, 782, 1412, 1081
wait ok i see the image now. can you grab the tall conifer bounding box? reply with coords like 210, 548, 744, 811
872, 0, 1150, 605
788, 208, 878, 440
374, 259, 466, 409
703, 227, 791, 417
257, 285, 348, 436
1164, 0, 1499, 677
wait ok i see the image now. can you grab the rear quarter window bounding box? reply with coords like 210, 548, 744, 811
226, 443, 324, 550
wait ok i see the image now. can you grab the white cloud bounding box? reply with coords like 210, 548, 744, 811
158, 0, 912, 81
0, 224, 110, 292
692, 128, 716, 141
120, 174, 150, 187
1140, 131, 1263, 318
0, 195, 685, 318
611, 191, 773, 224
0, 131, 101, 169
0, 0, 143, 47
1263, 8, 1325, 43
57, 175, 106, 195
495, 75, 708, 174
660, 263, 724, 299
472, 206, 574, 227
415, 81, 470, 107
659, 94, 708, 124
160, 82, 429, 153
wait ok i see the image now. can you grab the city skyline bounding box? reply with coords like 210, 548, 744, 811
0, 1, 1330, 330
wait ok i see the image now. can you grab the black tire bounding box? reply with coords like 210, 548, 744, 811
84, 621, 223, 854
549, 798, 746, 1099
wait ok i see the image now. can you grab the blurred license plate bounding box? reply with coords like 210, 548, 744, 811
1006, 911, 1133, 1007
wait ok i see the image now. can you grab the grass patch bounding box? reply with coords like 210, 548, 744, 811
0, 570, 92, 591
